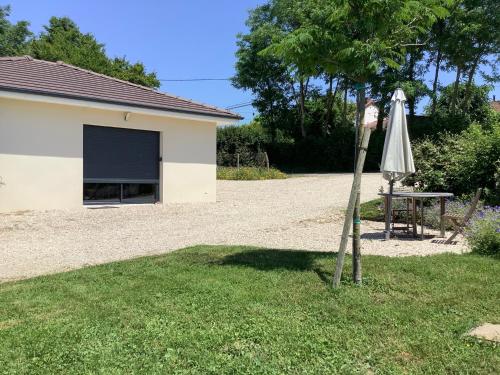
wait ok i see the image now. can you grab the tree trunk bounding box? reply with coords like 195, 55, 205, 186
299, 78, 307, 138
376, 99, 386, 131
451, 66, 461, 113
331, 79, 339, 119
431, 49, 442, 115
407, 52, 416, 125
352, 85, 366, 285
325, 76, 340, 133
325, 75, 333, 131
463, 52, 482, 109
430, 19, 444, 116
333, 125, 372, 288
343, 79, 348, 123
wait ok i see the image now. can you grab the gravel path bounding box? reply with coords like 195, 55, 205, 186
0, 174, 466, 282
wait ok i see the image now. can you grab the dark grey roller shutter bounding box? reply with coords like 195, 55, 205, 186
83, 125, 159, 182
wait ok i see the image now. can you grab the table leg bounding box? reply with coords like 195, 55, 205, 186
420, 198, 424, 240
384, 195, 390, 240
440, 197, 446, 237
412, 198, 417, 238
384, 196, 389, 220
406, 198, 410, 232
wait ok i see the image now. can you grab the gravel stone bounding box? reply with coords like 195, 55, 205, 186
0, 173, 466, 282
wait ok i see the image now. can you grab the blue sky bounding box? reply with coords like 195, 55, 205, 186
6, 0, 499, 123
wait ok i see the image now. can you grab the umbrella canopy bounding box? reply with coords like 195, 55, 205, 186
380, 88, 415, 240
380, 88, 415, 182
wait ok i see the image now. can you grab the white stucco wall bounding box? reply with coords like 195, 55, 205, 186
0, 97, 217, 212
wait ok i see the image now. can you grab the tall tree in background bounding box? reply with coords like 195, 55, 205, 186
428, 17, 448, 115
233, 4, 297, 141
442, 0, 500, 112
0, 5, 31, 56
460, 0, 499, 108
31, 17, 160, 88
371, 48, 430, 127
234, 2, 322, 139
30, 17, 109, 70
260, 0, 321, 138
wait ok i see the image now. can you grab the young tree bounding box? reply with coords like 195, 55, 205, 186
240, 0, 448, 285
310, 0, 448, 286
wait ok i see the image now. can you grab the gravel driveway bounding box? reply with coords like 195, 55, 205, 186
0, 173, 465, 282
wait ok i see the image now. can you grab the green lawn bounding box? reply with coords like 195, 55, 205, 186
0, 246, 498, 374
360, 197, 385, 221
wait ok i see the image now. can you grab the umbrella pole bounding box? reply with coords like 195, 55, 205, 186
385, 179, 394, 240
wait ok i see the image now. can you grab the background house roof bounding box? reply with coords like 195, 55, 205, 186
490, 100, 500, 112
0, 56, 242, 120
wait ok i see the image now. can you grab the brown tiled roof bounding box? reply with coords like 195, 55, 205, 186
0, 56, 242, 120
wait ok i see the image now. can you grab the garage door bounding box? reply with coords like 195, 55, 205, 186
83, 125, 160, 204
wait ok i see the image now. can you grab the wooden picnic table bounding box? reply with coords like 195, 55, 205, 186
379, 192, 454, 240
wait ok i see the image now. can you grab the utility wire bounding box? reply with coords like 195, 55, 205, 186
227, 104, 253, 110
159, 78, 232, 82
226, 100, 253, 108
226, 101, 253, 110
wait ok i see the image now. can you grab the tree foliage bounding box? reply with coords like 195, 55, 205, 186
0, 5, 32, 56
428, 83, 497, 132
233, 0, 498, 169
30, 17, 160, 88
1, 9, 159, 88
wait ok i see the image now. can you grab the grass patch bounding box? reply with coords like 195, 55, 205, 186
360, 198, 385, 221
217, 167, 287, 180
0, 246, 499, 373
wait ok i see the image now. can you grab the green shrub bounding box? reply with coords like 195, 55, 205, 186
217, 122, 269, 167
217, 167, 287, 180
217, 123, 388, 173
406, 121, 500, 205
466, 207, 500, 257
360, 198, 385, 221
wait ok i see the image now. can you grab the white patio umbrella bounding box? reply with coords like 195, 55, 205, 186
380, 88, 415, 240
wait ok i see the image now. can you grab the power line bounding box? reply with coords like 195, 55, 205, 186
159, 78, 232, 82
226, 101, 253, 110
228, 104, 253, 110
226, 100, 252, 108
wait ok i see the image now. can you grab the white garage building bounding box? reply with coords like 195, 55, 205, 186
0, 56, 241, 212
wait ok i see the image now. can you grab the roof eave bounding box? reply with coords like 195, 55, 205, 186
0, 86, 243, 123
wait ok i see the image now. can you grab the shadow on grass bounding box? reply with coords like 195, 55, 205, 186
221, 249, 334, 270
220, 248, 337, 286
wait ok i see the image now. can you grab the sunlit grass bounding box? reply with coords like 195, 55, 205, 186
0, 246, 498, 374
